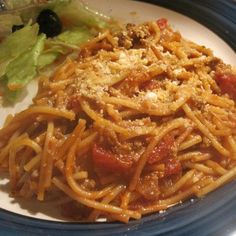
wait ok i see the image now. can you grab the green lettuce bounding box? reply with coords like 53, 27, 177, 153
53, 0, 110, 30
6, 34, 46, 90
19, 0, 110, 31
0, 77, 20, 103
0, 14, 22, 37
0, 24, 39, 78
38, 29, 92, 69
38, 51, 59, 69
57, 27, 92, 45
4, 0, 33, 10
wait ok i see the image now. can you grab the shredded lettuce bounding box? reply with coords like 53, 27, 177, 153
6, 34, 46, 91
0, 14, 22, 37
19, 0, 110, 30
44, 40, 75, 54
0, 24, 39, 78
37, 39, 75, 69
53, 0, 110, 30
57, 27, 92, 45
38, 51, 59, 69
44, 18, 96, 62
4, 0, 33, 10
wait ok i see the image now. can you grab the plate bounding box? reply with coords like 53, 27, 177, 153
0, 0, 236, 235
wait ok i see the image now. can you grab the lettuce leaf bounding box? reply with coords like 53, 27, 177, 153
53, 0, 110, 30
0, 77, 20, 103
4, 0, 33, 10
6, 34, 46, 91
38, 37, 76, 69
19, 0, 111, 30
38, 51, 59, 69
0, 24, 39, 78
0, 14, 22, 37
57, 27, 92, 45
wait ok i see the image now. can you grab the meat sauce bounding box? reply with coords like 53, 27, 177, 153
92, 133, 181, 178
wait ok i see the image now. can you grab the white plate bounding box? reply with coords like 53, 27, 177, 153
0, 0, 235, 222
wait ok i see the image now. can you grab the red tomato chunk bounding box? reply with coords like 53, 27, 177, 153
157, 18, 168, 30
148, 134, 175, 164
164, 158, 182, 177
215, 72, 236, 100
92, 144, 133, 172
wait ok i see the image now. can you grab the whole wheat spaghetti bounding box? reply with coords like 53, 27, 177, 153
0, 19, 236, 222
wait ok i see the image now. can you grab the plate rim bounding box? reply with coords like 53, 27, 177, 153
0, 0, 236, 235
139, 0, 236, 52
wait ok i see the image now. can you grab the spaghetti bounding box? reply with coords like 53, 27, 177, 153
0, 19, 236, 222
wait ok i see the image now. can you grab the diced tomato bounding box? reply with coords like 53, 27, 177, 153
215, 72, 236, 100
157, 18, 168, 30
92, 144, 133, 172
164, 158, 182, 177
148, 134, 175, 164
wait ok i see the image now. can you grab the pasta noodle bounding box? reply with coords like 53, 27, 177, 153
0, 19, 236, 222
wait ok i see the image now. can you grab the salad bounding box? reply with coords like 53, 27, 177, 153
0, 0, 117, 103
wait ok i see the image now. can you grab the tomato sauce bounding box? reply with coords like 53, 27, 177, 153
215, 72, 236, 100
92, 144, 133, 172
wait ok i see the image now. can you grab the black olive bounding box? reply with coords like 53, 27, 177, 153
12, 24, 24, 33
37, 9, 62, 38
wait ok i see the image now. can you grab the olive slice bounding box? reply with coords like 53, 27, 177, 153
37, 9, 62, 38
